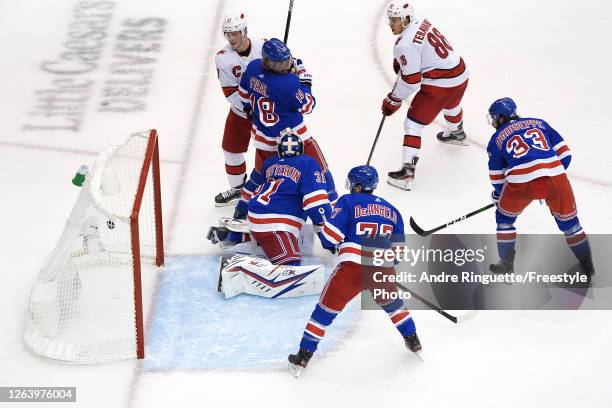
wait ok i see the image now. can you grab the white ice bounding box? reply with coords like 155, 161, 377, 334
1, 0, 611, 407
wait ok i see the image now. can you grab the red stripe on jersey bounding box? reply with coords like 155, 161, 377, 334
401, 72, 422, 84
238, 89, 248, 98
556, 145, 570, 155
338, 246, 375, 258
489, 173, 505, 181
403, 135, 422, 148
507, 160, 562, 176
248, 215, 303, 229
391, 311, 410, 325
225, 162, 246, 175
323, 224, 343, 243
222, 86, 239, 97
253, 132, 277, 146
305, 322, 325, 337
303, 193, 328, 208
301, 95, 314, 113
296, 126, 308, 135
423, 58, 466, 80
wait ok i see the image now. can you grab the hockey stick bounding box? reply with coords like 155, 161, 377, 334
366, 75, 400, 165
409, 203, 496, 237
366, 116, 387, 165
283, 0, 295, 44
396, 283, 458, 323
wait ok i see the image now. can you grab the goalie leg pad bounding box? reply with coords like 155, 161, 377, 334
219, 255, 325, 299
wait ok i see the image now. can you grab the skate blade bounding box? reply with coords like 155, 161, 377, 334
438, 138, 469, 146
288, 362, 304, 378
387, 177, 413, 191
412, 350, 424, 362
214, 198, 239, 208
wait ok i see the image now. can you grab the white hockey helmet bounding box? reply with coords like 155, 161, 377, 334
222, 12, 248, 37
387, 2, 414, 21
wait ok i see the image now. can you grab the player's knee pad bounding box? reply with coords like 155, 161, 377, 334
311, 303, 338, 326
404, 117, 425, 136
222, 149, 245, 166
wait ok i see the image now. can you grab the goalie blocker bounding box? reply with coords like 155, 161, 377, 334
218, 255, 325, 299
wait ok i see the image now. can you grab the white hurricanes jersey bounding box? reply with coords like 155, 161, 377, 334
392, 16, 469, 100
215, 37, 265, 117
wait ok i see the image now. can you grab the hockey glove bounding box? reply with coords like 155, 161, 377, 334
393, 58, 400, 74
381, 93, 402, 116
292, 58, 312, 87
491, 190, 500, 206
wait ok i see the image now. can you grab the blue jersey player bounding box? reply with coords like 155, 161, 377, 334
486, 97, 594, 275
208, 132, 333, 266
288, 165, 421, 377
247, 133, 332, 265
234, 38, 336, 220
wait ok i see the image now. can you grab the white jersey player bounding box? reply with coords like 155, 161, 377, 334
214, 12, 265, 206
381, 2, 470, 190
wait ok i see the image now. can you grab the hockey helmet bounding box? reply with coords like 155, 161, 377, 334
222, 12, 248, 38
277, 131, 304, 158
387, 2, 415, 21
488, 97, 518, 128
262, 38, 292, 73
346, 165, 379, 193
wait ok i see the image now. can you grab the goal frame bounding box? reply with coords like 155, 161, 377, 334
131, 129, 164, 359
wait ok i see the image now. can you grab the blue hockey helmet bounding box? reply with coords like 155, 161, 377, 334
277, 131, 304, 158
262, 38, 292, 73
488, 97, 518, 128
262, 38, 291, 61
346, 165, 379, 193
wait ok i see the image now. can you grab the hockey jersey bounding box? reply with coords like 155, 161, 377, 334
392, 16, 469, 101
487, 117, 572, 193
248, 154, 331, 237
215, 38, 265, 118
319, 193, 404, 266
238, 59, 316, 151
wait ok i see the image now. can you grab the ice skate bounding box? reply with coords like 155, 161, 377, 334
387, 157, 419, 191
489, 249, 515, 274
288, 348, 313, 378
214, 187, 241, 207
404, 332, 422, 354
437, 122, 468, 146
214, 175, 246, 207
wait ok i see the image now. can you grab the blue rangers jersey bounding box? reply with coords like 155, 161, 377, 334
487, 117, 572, 194
238, 59, 316, 152
248, 154, 331, 237
319, 193, 404, 266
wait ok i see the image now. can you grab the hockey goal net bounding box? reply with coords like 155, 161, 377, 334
24, 130, 164, 363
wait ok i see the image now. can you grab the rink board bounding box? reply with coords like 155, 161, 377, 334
142, 256, 359, 371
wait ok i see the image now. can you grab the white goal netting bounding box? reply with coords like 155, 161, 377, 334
24, 130, 163, 363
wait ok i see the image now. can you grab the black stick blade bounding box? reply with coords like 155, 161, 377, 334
409, 216, 428, 236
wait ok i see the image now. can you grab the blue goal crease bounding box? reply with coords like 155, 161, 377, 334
142, 255, 359, 372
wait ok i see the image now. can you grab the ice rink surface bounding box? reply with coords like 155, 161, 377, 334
1, 0, 611, 407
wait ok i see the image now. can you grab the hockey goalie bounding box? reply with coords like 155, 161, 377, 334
209, 131, 333, 299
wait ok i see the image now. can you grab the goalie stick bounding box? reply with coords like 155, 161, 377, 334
409, 203, 496, 237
